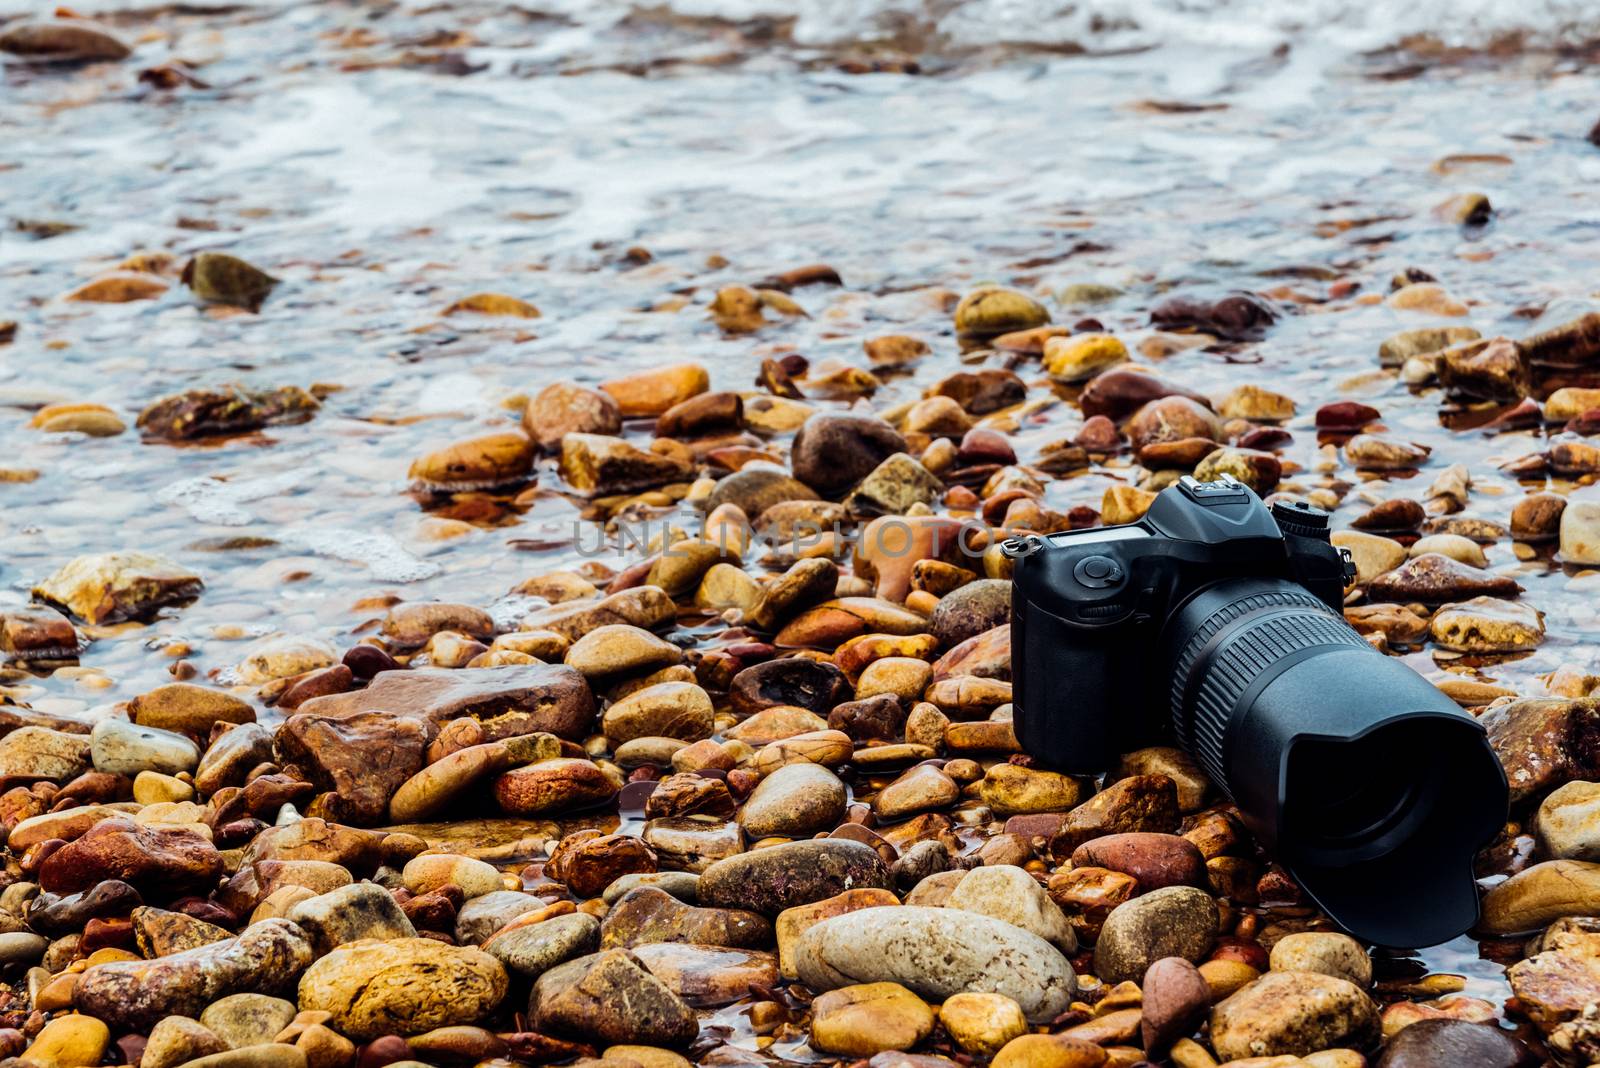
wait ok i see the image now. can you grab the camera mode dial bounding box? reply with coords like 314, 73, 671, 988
1073, 555, 1124, 589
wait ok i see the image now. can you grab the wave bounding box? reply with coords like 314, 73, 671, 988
519, 0, 1600, 52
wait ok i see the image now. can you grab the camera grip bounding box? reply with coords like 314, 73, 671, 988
1012, 596, 1130, 774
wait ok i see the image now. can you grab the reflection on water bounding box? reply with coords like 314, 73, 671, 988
5, 0, 1600, 1029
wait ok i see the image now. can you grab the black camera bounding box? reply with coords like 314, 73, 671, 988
1008, 475, 1508, 947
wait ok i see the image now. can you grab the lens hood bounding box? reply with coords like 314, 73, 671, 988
1167, 578, 1508, 948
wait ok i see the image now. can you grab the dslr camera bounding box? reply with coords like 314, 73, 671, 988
1008, 475, 1507, 947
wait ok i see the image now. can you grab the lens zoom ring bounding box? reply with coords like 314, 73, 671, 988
1172, 595, 1366, 784
1168, 589, 1328, 744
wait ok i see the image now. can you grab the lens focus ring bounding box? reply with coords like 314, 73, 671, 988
1168, 584, 1368, 786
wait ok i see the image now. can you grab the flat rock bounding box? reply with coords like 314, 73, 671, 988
297, 664, 595, 741
792, 905, 1076, 1023
33, 551, 202, 624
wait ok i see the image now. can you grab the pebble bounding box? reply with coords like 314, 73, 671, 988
1428, 596, 1544, 653
1142, 956, 1212, 1054
455, 890, 550, 943
493, 758, 619, 815
90, 718, 199, 776
401, 853, 505, 898
737, 762, 846, 837
600, 885, 770, 950
142, 1018, 226, 1068
32, 552, 202, 624
1092, 886, 1219, 984
1536, 781, 1600, 861
18, 1015, 108, 1068
482, 910, 600, 978
604, 681, 714, 744
874, 763, 960, 820
1561, 499, 1600, 565
199, 993, 298, 1049
790, 414, 908, 494
1268, 932, 1373, 987
699, 839, 893, 916
530, 949, 698, 1047
938, 991, 1028, 1056
990, 1033, 1108, 1067
928, 579, 1011, 648
944, 865, 1076, 952
811, 982, 935, 1056
288, 883, 417, 955
0, 725, 90, 780
566, 624, 682, 678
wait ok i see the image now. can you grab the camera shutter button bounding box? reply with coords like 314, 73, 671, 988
1073, 555, 1123, 588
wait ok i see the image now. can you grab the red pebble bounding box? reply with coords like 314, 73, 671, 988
1074, 414, 1123, 452
357, 1036, 413, 1068
342, 643, 399, 680
81, 917, 136, 953
1209, 937, 1269, 971
1314, 401, 1380, 429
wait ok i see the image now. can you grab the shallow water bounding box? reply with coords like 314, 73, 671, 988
5, 0, 1600, 1047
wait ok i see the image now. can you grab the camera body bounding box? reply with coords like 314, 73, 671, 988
1008, 475, 1507, 948
1009, 475, 1353, 775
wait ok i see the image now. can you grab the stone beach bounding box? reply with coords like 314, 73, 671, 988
6, 0, 1600, 1064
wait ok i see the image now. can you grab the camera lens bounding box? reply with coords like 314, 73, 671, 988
1163, 577, 1507, 947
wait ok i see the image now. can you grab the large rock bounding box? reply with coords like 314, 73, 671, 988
76, 919, 311, 1031
297, 937, 508, 1040
1210, 970, 1379, 1061
698, 840, 893, 916
297, 664, 595, 741
33, 551, 203, 624
793, 905, 1076, 1023
530, 948, 698, 1047
791, 414, 907, 495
